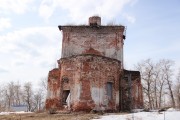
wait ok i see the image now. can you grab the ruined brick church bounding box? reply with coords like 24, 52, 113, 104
46, 16, 143, 112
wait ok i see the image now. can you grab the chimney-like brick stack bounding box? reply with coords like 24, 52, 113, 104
89, 16, 101, 26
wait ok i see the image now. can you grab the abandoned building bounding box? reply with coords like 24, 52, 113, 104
45, 16, 143, 112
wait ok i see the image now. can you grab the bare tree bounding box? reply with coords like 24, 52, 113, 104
157, 72, 165, 108
135, 59, 176, 109
135, 59, 154, 109
152, 61, 162, 109
13, 82, 22, 105
32, 89, 44, 112
0, 80, 47, 112
40, 77, 48, 91
0, 87, 6, 111
23, 82, 33, 111
175, 68, 180, 108
161, 59, 175, 108
4, 82, 16, 110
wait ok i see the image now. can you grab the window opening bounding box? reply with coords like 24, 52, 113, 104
107, 82, 113, 100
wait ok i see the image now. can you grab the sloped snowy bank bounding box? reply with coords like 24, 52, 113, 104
0, 111, 33, 115
93, 111, 180, 120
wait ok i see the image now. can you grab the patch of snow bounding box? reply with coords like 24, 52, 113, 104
93, 111, 180, 120
132, 109, 144, 113
166, 108, 176, 112
0, 111, 33, 115
149, 109, 159, 112
0, 112, 10, 115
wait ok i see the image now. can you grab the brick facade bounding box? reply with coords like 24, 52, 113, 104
45, 16, 143, 112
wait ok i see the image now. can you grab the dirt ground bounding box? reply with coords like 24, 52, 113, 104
0, 112, 100, 120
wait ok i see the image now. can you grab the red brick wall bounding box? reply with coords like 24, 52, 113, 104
46, 55, 121, 111
60, 26, 124, 65
45, 17, 144, 112
46, 68, 61, 110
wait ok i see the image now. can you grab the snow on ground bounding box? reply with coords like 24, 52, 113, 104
93, 111, 180, 120
0, 111, 33, 115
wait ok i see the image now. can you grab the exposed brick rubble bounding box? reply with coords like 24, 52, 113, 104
45, 16, 143, 112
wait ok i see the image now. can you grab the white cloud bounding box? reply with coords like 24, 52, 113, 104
0, 0, 35, 14
39, 0, 134, 23
0, 67, 9, 73
0, 18, 11, 31
0, 26, 61, 69
39, 0, 55, 21
123, 13, 136, 23
0, 26, 62, 85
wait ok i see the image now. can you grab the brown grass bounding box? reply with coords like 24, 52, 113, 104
0, 112, 100, 120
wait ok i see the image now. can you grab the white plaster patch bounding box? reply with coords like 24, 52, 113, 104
46, 90, 51, 99
73, 84, 81, 102
91, 87, 104, 105
116, 91, 119, 105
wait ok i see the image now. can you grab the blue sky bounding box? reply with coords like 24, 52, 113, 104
0, 0, 180, 87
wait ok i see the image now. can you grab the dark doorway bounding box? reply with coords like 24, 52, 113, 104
62, 90, 70, 105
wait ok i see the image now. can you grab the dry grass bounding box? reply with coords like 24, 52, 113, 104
0, 112, 100, 120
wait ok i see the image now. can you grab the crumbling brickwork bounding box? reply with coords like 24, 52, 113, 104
59, 25, 124, 67
120, 70, 143, 111
46, 68, 61, 110
45, 16, 143, 112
